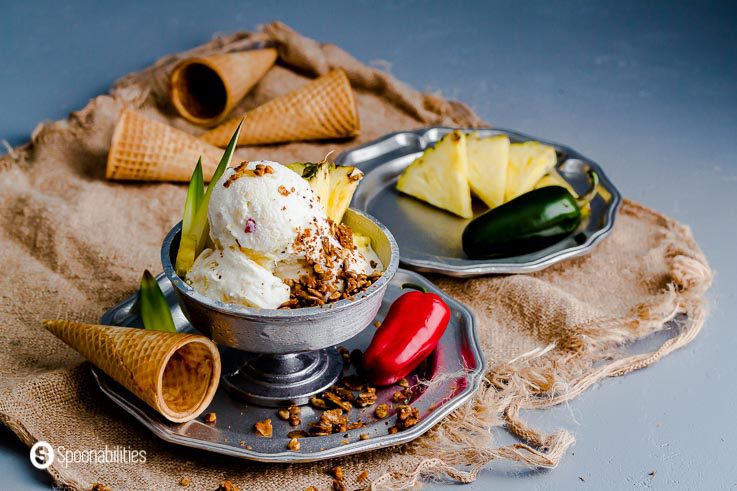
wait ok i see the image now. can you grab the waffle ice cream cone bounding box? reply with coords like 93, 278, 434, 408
201, 68, 360, 147
106, 110, 224, 182
171, 48, 277, 126
43, 320, 221, 423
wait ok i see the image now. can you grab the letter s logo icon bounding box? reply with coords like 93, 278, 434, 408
30, 441, 55, 470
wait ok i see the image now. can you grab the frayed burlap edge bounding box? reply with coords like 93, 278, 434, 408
368, 201, 712, 490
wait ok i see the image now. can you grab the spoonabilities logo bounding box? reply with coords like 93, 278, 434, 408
30, 441, 55, 470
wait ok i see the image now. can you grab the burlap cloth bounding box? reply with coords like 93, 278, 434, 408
0, 22, 712, 491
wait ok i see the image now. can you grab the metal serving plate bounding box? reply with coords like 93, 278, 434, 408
341, 127, 622, 277
94, 269, 485, 463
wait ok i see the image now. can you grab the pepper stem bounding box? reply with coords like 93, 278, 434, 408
575, 169, 599, 209
401, 283, 428, 293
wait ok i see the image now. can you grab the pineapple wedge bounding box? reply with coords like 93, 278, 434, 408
505, 142, 557, 201
535, 169, 594, 214
466, 134, 510, 209
285, 162, 331, 209
396, 130, 473, 219
327, 164, 364, 223
534, 169, 577, 197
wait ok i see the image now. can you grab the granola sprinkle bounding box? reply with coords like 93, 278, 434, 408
374, 403, 389, 419
289, 404, 301, 426
356, 387, 377, 407
203, 412, 217, 424
287, 437, 301, 451
309, 396, 328, 409
324, 391, 353, 412
223, 162, 256, 187
310, 408, 348, 435
216, 481, 240, 491
392, 388, 411, 404
254, 418, 273, 437
396, 405, 420, 430
279, 219, 384, 310
331, 466, 344, 480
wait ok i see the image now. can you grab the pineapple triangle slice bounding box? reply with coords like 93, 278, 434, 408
505, 141, 557, 201
285, 162, 331, 211
466, 134, 510, 209
327, 164, 364, 223
396, 130, 473, 219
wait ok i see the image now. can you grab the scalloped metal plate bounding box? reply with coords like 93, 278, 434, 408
341, 127, 622, 277
94, 269, 485, 463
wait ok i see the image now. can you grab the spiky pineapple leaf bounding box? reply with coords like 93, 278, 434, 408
174, 119, 244, 276
175, 159, 204, 276
139, 270, 176, 332
192, 119, 244, 255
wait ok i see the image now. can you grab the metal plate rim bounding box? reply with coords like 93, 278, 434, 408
340, 126, 622, 278
94, 269, 486, 463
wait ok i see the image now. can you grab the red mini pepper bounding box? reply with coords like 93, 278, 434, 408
362, 286, 451, 386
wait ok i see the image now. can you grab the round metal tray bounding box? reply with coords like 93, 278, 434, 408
95, 269, 485, 463
341, 127, 622, 277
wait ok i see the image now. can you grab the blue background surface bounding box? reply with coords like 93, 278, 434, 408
1, 1, 736, 489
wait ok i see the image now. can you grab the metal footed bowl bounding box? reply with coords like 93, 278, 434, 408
161, 208, 400, 406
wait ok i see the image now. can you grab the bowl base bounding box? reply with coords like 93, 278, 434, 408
220, 347, 343, 407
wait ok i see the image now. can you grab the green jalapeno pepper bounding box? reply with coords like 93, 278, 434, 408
462, 170, 599, 259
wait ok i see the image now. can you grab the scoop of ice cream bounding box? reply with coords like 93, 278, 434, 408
189, 159, 384, 310
186, 246, 290, 309
208, 161, 323, 264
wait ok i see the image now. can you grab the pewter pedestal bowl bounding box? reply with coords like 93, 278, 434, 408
161, 209, 399, 407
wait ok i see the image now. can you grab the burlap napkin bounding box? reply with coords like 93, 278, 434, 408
0, 22, 711, 491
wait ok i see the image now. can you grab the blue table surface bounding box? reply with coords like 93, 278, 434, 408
2, 1, 736, 489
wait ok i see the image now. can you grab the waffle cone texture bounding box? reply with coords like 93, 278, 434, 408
201, 68, 360, 147
106, 109, 224, 182
171, 48, 277, 126
43, 320, 221, 423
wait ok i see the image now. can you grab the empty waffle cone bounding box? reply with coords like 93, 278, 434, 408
201, 68, 360, 147
43, 320, 221, 423
106, 110, 224, 182
171, 48, 277, 126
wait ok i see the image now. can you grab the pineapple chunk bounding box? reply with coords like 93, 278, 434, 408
466, 134, 510, 209
352, 233, 371, 252
534, 169, 577, 197
505, 142, 557, 201
327, 164, 364, 223
535, 169, 594, 213
396, 130, 473, 219
285, 162, 331, 210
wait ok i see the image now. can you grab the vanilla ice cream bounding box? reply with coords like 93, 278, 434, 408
186, 160, 383, 310
186, 246, 290, 309
207, 160, 322, 263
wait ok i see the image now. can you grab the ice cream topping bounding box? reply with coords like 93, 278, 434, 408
186, 160, 383, 309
